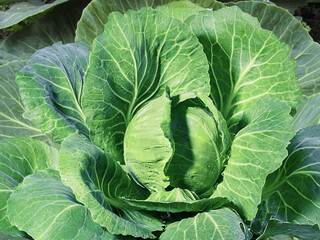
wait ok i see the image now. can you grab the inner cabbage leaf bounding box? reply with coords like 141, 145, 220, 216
166, 96, 231, 197
82, 7, 210, 164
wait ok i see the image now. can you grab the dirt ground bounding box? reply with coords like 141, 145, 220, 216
296, 3, 320, 43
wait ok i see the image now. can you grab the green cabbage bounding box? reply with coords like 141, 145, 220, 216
0, 1, 320, 239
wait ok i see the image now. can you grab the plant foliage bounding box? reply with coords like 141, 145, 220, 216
0, 0, 319, 239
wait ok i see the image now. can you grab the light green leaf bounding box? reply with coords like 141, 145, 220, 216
7, 170, 116, 240
197, 95, 231, 160
0, 2, 85, 140
0, 0, 69, 29
16, 42, 89, 143
121, 198, 228, 213
124, 92, 173, 192
166, 96, 231, 197
292, 94, 320, 131
262, 125, 320, 225
212, 98, 295, 220
159, 208, 245, 240
146, 188, 199, 201
157, 0, 204, 21
157, 0, 224, 23
121, 194, 227, 213
82, 7, 210, 163
185, 7, 301, 130
75, 0, 224, 49
232, 1, 320, 96
59, 133, 163, 239
0, 137, 58, 236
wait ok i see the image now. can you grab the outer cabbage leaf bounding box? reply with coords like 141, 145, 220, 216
220, 0, 306, 13
292, 94, 320, 131
232, 1, 320, 96
59, 133, 163, 239
0, 2, 85, 140
0, 60, 44, 140
124, 92, 173, 192
7, 170, 116, 240
263, 0, 313, 13
0, 137, 58, 236
0, 0, 69, 29
185, 7, 301, 130
82, 7, 210, 163
257, 220, 320, 240
75, 0, 224, 49
251, 202, 320, 239
262, 125, 320, 225
16, 42, 89, 143
212, 98, 295, 220
159, 208, 245, 240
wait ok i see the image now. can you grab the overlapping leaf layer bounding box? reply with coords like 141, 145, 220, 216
0, 1, 319, 239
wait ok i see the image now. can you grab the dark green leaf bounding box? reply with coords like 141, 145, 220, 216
0, 1, 85, 140
212, 98, 295, 220
257, 220, 320, 240
59, 133, 163, 239
7, 170, 116, 240
263, 125, 320, 225
292, 94, 320, 131
0, 0, 69, 29
16, 42, 89, 143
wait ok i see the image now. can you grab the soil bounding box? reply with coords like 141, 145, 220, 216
0, 29, 9, 39
296, 3, 320, 43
